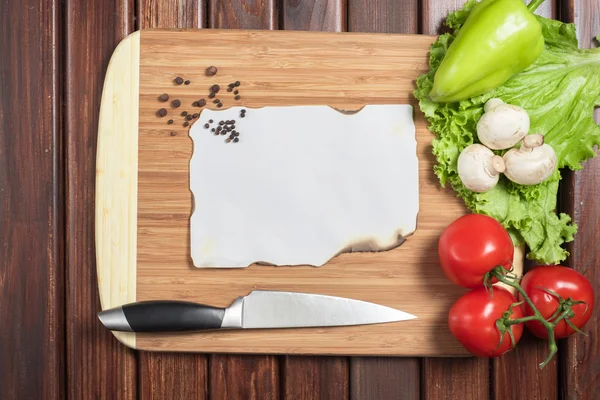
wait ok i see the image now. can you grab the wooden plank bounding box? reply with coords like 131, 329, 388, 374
347, 2, 420, 399
138, 353, 207, 398
65, 0, 137, 398
0, 0, 64, 398
138, 0, 205, 28
210, 355, 280, 400
559, 1, 600, 398
282, 357, 349, 400
348, 0, 418, 33
206, 3, 280, 399
209, 0, 277, 29
420, 2, 489, 398
490, 3, 559, 400
350, 358, 420, 400
282, 0, 346, 31
280, 2, 349, 398
135, 3, 209, 400
422, 358, 489, 400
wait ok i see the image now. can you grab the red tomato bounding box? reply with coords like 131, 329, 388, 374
438, 214, 514, 288
449, 287, 524, 357
519, 266, 594, 339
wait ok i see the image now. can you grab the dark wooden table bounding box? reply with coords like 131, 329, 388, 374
1, 0, 598, 398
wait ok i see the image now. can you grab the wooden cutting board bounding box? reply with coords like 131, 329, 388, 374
96, 29, 523, 356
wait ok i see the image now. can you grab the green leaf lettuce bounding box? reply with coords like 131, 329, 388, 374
414, 0, 600, 264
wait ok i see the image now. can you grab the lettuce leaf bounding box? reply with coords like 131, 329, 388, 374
414, 0, 600, 264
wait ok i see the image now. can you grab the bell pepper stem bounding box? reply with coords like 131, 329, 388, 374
527, 0, 547, 12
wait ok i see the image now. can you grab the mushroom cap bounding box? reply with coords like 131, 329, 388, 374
477, 104, 530, 150
503, 143, 557, 185
458, 144, 503, 193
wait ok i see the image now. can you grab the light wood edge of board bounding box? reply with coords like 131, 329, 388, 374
95, 31, 140, 349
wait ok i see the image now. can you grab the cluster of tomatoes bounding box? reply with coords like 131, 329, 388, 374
438, 214, 594, 362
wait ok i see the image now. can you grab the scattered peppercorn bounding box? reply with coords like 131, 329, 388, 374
170, 131, 177, 136
192, 101, 199, 107
233, 137, 239, 143
174, 77, 184, 85
157, 108, 168, 117
227, 87, 233, 92
172, 99, 181, 108
204, 123, 210, 129
234, 81, 240, 87
184, 80, 191, 85
220, 130, 227, 135
234, 95, 241, 100
209, 119, 213, 123
158, 93, 169, 102
181, 111, 188, 116
211, 84, 220, 93
209, 92, 215, 99
228, 83, 235, 88
205, 66, 218, 76
197, 99, 206, 107
193, 113, 200, 118
186, 115, 193, 121
211, 128, 216, 132
217, 103, 223, 108
167, 119, 173, 124
219, 121, 224, 125
234, 90, 239, 95
183, 121, 189, 127
213, 99, 220, 104
226, 138, 231, 143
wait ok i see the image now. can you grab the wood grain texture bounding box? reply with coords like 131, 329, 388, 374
66, 0, 137, 398
126, 30, 489, 355
422, 358, 489, 400
138, 0, 205, 28
210, 355, 280, 400
559, 2, 600, 398
347, 3, 419, 399
135, 3, 209, 400
282, 357, 349, 400
209, 0, 278, 29
348, 0, 418, 33
282, 0, 346, 31
0, 0, 64, 398
138, 353, 208, 399
350, 358, 419, 400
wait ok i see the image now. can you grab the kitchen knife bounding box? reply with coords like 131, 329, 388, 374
97, 290, 416, 332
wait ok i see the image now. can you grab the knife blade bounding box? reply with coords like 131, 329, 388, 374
97, 290, 417, 332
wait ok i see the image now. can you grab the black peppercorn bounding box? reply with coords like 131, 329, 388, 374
204, 123, 210, 129
233, 137, 239, 143
197, 99, 206, 107
209, 119, 213, 123
174, 77, 184, 85
156, 108, 168, 117
234, 95, 241, 100
211, 84, 220, 93
167, 119, 173, 124
213, 99, 220, 104
172, 99, 181, 108
234, 81, 240, 87
193, 113, 200, 118
186, 115, 193, 121
208, 92, 215, 99
158, 93, 169, 102
181, 111, 188, 116
184, 80, 191, 85
170, 131, 177, 136
183, 121, 189, 127
217, 103, 223, 108
227, 87, 233, 92
205, 66, 218, 76
234, 90, 239, 95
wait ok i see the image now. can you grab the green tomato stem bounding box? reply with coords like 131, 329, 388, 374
527, 0, 547, 12
505, 315, 539, 324
491, 267, 559, 369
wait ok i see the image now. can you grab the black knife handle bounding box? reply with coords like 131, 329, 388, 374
120, 300, 225, 332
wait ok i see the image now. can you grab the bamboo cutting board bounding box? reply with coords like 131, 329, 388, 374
96, 29, 523, 356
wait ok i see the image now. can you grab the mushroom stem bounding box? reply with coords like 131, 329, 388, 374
488, 155, 506, 176
484, 98, 505, 113
521, 133, 545, 152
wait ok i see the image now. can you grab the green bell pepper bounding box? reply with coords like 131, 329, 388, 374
429, 0, 547, 103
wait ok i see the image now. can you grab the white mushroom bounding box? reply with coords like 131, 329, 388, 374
503, 134, 557, 185
477, 98, 530, 150
458, 144, 506, 193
